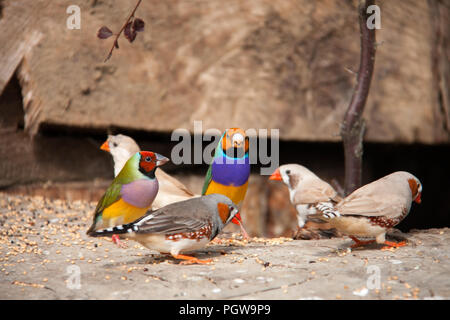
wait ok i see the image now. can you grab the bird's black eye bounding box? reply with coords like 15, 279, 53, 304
145, 156, 151, 162
112, 142, 118, 147
285, 170, 291, 175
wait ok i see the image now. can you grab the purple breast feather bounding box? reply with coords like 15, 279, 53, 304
211, 156, 250, 186
121, 179, 159, 208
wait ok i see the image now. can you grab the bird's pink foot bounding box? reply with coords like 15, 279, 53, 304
111, 234, 127, 248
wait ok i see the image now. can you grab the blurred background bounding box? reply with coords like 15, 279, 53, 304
0, 0, 449, 237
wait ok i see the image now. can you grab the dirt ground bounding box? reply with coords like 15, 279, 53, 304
0, 193, 448, 300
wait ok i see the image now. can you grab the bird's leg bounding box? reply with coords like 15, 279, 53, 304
349, 236, 375, 248
232, 217, 250, 240
234, 219, 250, 240
172, 254, 213, 265
111, 234, 127, 248
239, 223, 250, 240
381, 240, 407, 250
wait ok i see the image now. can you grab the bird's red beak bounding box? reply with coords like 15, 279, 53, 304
100, 141, 110, 152
269, 168, 282, 181
415, 193, 421, 204
231, 211, 242, 225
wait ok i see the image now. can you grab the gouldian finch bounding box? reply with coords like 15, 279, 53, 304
87, 151, 169, 246
316, 171, 422, 249
202, 128, 250, 238
100, 134, 197, 209
88, 194, 241, 265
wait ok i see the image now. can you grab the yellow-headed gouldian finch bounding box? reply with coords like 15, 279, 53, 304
202, 128, 250, 238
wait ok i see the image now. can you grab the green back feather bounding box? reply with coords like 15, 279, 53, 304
201, 164, 213, 195
201, 133, 225, 195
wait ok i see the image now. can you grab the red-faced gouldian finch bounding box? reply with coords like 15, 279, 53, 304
316, 171, 422, 249
87, 151, 169, 246
202, 128, 250, 238
100, 134, 197, 209
88, 194, 241, 265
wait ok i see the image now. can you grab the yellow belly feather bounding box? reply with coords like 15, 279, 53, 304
205, 180, 248, 208
101, 199, 149, 228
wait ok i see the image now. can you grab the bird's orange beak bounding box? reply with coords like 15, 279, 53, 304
100, 141, 110, 152
269, 168, 282, 181
415, 193, 421, 204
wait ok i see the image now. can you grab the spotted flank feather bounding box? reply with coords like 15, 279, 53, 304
315, 202, 340, 219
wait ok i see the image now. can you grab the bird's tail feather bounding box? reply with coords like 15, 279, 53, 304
87, 222, 139, 237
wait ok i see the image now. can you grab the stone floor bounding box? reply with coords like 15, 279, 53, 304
0, 193, 448, 300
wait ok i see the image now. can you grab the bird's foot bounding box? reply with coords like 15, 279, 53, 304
381, 240, 407, 250
293, 226, 320, 240
111, 234, 127, 248
349, 236, 375, 249
173, 254, 213, 265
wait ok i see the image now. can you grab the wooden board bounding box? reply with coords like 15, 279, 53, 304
0, 0, 446, 143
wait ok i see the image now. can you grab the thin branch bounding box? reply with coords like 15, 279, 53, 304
104, 0, 143, 62
341, 0, 376, 195
330, 178, 345, 198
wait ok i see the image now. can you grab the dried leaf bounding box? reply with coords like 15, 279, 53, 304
124, 21, 137, 43
124, 21, 132, 40
97, 26, 113, 39
132, 18, 145, 32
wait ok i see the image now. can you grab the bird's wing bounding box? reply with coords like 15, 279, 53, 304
134, 202, 212, 234
87, 182, 123, 233
202, 136, 224, 195
337, 190, 407, 219
156, 169, 195, 197
93, 182, 122, 218
293, 180, 339, 204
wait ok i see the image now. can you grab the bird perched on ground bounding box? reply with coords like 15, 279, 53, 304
202, 128, 250, 238
316, 171, 422, 249
100, 134, 197, 209
87, 151, 169, 246
87, 194, 241, 264
269, 164, 342, 239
